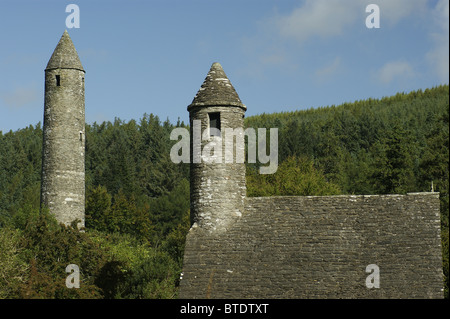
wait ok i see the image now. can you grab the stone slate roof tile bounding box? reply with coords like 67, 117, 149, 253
188, 62, 246, 110
46, 30, 84, 71
179, 193, 444, 298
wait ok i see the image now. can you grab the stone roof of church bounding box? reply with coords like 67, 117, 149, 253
188, 62, 246, 110
179, 193, 444, 298
46, 30, 84, 72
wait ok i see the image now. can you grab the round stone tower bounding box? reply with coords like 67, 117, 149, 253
188, 62, 247, 233
41, 30, 85, 228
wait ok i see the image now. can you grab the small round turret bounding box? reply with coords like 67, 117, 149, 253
188, 62, 246, 232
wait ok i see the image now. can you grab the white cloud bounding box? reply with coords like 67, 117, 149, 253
239, 0, 437, 83
375, 0, 428, 26
376, 60, 414, 84
426, 0, 449, 83
274, 0, 360, 44
272, 0, 428, 45
1, 86, 40, 109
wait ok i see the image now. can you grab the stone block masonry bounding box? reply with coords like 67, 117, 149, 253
41, 30, 85, 229
188, 63, 247, 233
37, 31, 443, 298
180, 193, 444, 298
179, 62, 444, 299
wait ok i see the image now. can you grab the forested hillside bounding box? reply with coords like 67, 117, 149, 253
0, 85, 448, 298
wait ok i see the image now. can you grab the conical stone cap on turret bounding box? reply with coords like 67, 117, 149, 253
188, 62, 246, 110
45, 30, 84, 72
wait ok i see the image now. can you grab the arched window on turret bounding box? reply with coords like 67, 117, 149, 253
56, 75, 61, 86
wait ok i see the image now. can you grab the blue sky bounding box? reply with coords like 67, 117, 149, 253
0, 0, 448, 132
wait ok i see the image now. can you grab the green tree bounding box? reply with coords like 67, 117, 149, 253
20, 212, 106, 298
110, 189, 136, 234
117, 249, 180, 299
247, 156, 341, 197
85, 185, 112, 232
370, 124, 417, 194
419, 105, 449, 297
0, 227, 28, 298
149, 178, 190, 239
162, 208, 191, 264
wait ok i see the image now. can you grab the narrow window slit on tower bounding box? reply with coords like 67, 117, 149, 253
56, 75, 61, 86
209, 112, 221, 137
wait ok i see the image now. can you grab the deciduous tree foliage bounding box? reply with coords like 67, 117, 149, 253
0, 85, 448, 298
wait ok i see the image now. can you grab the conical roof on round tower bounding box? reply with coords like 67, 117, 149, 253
188, 62, 246, 110
45, 30, 84, 72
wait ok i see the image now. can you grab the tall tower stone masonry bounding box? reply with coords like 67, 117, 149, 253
41, 30, 85, 229
188, 62, 247, 233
